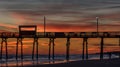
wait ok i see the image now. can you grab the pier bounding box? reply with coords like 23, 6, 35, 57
0, 25, 120, 62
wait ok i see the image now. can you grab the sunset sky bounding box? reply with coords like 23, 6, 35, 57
0, 0, 120, 55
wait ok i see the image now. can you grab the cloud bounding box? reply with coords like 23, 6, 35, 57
0, 23, 17, 32
0, 0, 120, 32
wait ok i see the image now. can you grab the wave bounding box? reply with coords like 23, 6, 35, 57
0, 54, 119, 65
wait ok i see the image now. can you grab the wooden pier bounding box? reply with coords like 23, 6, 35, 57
0, 25, 120, 62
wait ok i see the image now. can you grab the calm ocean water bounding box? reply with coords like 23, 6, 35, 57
0, 54, 119, 66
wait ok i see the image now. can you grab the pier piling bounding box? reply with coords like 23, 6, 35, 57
0, 38, 8, 60
66, 37, 70, 62
100, 37, 104, 60
48, 38, 51, 61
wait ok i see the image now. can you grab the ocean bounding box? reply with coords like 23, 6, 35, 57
0, 54, 119, 66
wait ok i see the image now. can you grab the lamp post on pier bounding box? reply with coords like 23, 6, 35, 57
96, 17, 99, 36
44, 16, 46, 37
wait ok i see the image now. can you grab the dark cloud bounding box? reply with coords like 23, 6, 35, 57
1, 0, 119, 18
0, 0, 120, 32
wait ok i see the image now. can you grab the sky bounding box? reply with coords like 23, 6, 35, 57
0, 0, 120, 55
0, 0, 120, 32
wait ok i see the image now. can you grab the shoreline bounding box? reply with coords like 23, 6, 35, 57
15, 58, 120, 67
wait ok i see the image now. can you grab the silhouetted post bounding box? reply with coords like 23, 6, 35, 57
21, 39, 23, 60
48, 38, 55, 63
32, 40, 35, 60
86, 38, 88, 60
32, 38, 39, 60
82, 38, 85, 60
16, 38, 23, 60
0, 38, 3, 59
34, 38, 39, 60
96, 17, 99, 36
48, 38, 51, 61
52, 38, 55, 62
1, 38, 8, 60
66, 38, 70, 62
5, 38, 8, 60
0, 41, 3, 59
16, 38, 18, 60
44, 16, 46, 37
100, 37, 104, 60
119, 38, 120, 58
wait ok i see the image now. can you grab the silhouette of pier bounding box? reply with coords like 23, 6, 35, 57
0, 25, 120, 63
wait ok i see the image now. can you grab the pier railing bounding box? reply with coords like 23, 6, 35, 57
0, 32, 120, 38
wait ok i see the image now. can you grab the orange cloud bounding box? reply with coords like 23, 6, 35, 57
0, 23, 17, 32
5, 10, 119, 32
37, 23, 96, 32
0, 23, 17, 28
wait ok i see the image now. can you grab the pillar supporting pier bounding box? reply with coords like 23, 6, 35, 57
119, 38, 120, 58
16, 38, 23, 60
48, 38, 55, 63
66, 37, 70, 62
32, 38, 39, 60
48, 38, 51, 61
100, 37, 104, 60
82, 38, 88, 60
0, 38, 8, 60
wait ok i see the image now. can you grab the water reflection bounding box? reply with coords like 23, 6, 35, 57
0, 59, 8, 67
2, 60, 64, 67
0, 54, 119, 67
